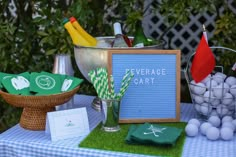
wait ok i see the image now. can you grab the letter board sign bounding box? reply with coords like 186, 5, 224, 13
107, 49, 181, 123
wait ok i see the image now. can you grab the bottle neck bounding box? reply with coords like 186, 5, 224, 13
113, 22, 123, 36
135, 20, 145, 36
135, 20, 142, 29
64, 22, 76, 33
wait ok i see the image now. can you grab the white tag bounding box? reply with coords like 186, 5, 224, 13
133, 43, 144, 48
46, 108, 90, 141
11, 76, 30, 90
232, 62, 236, 71
61, 79, 73, 91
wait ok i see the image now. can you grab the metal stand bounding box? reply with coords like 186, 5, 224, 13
91, 97, 102, 111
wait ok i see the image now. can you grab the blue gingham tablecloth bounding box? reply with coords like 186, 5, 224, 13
0, 95, 236, 157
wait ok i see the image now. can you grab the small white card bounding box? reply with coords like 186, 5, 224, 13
45, 107, 90, 141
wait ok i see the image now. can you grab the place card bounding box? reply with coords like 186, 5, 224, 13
46, 107, 90, 141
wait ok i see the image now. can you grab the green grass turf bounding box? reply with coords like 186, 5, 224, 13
79, 122, 187, 157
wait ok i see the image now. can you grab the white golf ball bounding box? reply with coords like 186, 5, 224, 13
222, 93, 233, 105
206, 127, 220, 140
185, 124, 199, 137
203, 91, 215, 103
206, 79, 218, 89
193, 83, 206, 95
194, 104, 201, 112
201, 75, 211, 84
208, 116, 221, 127
190, 80, 197, 91
211, 99, 220, 107
194, 95, 204, 104
200, 103, 212, 115
229, 85, 236, 96
188, 118, 201, 127
191, 94, 196, 101
213, 87, 225, 99
200, 122, 213, 135
226, 110, 234, 116
232, 119, 236, 131
225, 76, 236, 87
210, 109, 218, 116
213, 73, 225, 84
216, 105, 229, 117
214, 72, 227, 79
219, 82, 230, 92
228, 103, 235, 111
227, 107, 234, 113
222, 121, 235, 131
222, 116, 233, 123
220, 127, 234, 140
212, 83, 229, 99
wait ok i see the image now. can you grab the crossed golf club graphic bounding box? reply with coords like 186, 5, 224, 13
143, 125, 166, 137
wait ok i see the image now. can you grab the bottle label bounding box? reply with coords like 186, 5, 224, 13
133, 43, 144, 48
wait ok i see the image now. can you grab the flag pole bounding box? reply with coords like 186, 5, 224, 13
202, 24, 208, 44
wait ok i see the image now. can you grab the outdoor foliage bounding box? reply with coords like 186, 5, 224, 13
0, 0, 235, 132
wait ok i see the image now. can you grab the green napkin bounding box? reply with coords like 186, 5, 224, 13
126, 123, 183, 146
125, 124, 138, 144
30, 71, 62, 95
60, 75, 83, 92
1, 72, 31, 95
0, 72, 15, 89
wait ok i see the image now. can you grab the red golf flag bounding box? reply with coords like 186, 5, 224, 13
190, 35, 215, 83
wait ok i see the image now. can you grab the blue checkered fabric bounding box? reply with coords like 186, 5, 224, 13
0, 96, 235, 157
181, 103, 236, 157
0, 95, 156, 157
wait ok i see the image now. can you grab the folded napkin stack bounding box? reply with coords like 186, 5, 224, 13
126, 123, 183, 146
0, 71, 83, 95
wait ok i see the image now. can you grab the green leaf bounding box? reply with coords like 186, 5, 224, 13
37, 31, 49, 36
39, 36, 50, 45
45, 49, 58, 55
0, 43, 6, 49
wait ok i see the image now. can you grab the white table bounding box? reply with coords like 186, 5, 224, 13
0, 95, 235, 157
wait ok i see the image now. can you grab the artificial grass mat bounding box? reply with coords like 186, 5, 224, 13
79, 122, 187, 157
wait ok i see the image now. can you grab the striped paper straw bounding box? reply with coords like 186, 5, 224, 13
120, 70, 131, 88
97, 68, 106, 99
89, 68, 133, 100
103, 68, 110, 99
88, 70, 96, 83
88, 70, 101, 97
95, 77, 103, 98
110, 75, 115, 99
117, 71, 134, 99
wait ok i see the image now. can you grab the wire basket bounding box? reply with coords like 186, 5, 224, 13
184, 46, 236, 119
0, 86, 80, 130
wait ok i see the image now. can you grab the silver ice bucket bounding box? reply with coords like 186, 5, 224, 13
74, 36, 165, 82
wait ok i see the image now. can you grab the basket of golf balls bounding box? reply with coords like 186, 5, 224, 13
189, 73, 236, 118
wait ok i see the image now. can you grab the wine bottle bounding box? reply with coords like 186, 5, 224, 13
63, 18, 92, 47
112, 22, 129, 48
123, 35, 132, 47
69, 16, 97, 46
132, 20, 149, 47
